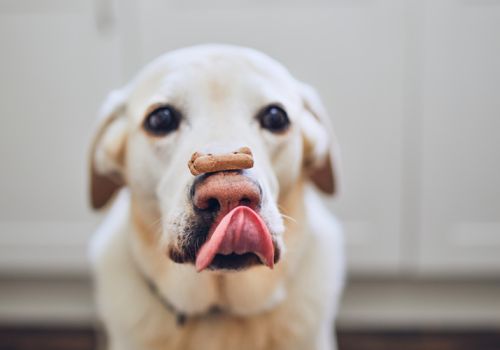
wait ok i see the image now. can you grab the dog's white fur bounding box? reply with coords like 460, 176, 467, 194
89, 45, 345, 350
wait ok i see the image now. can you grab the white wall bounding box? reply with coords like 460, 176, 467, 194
0, 0, 499, 278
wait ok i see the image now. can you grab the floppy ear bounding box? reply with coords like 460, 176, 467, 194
299, 83, 341, 195
89, 90, 128, 210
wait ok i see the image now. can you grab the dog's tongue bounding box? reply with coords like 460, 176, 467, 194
195, 206, 274, 272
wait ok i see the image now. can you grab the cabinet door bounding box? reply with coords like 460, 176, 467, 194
129, 0, 408, 274
0, 0, 121, 274
418, 0, 500, 276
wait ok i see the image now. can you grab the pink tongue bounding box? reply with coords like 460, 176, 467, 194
195, 206, 274, 272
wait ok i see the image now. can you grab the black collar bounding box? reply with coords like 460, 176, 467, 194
143, 275, 224, 327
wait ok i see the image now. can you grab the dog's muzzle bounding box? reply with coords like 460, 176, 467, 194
168, 148, 280, 271
192, 171, 276, 271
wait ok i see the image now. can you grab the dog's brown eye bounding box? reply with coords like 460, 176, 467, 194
258, 105, 290, 133
143, 105, 181, 136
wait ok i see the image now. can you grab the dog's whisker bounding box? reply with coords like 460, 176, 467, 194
280, 213, 297, 223
147, 218, 164, 235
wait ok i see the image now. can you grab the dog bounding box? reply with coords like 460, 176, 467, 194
89, 44, 344, 350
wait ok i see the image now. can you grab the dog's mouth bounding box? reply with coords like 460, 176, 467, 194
208, 252, 262, 271
168, 205, 280, 271
195, 206, 275, 272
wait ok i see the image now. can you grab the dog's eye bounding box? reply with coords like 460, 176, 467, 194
258, 105, 290, 133
143, 106, 181, 136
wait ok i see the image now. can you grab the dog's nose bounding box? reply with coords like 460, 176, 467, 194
192, 172, 262, 216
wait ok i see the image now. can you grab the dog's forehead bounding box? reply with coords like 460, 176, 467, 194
142, 45, 294, 86
126, 45, 299, 119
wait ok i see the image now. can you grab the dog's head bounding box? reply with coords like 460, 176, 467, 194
90, 45, 339, 272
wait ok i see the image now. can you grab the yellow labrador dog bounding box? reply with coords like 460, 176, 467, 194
89, 45, 344, 350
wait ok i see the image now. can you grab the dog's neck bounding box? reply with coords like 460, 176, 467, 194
127, 182, 309, 320
140, 269, 224, 326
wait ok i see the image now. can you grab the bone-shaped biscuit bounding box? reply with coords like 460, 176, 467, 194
188, 147, 254, 176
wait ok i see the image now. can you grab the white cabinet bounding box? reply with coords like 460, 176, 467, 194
417, 0, 500, 276
0, 0, 498, 277
0, 0, 122, 274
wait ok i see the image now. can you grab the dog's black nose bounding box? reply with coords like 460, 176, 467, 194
192, 172, 261, 217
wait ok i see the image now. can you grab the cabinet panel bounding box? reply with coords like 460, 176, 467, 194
131, 0, 408, 274
0, 0, 121, 273
418, 0, 500, 275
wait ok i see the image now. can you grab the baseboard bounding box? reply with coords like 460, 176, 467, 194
338, 279, 500, 329
1, 277, 499, 329
0, 277, 94, 325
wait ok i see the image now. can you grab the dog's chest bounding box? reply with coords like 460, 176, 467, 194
142, 310, 312, 350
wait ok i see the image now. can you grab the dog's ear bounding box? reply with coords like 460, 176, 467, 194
299, 83, 341, 195
89, 90, 128, 210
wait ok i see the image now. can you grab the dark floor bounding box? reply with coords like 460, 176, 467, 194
0, 327, 499, 350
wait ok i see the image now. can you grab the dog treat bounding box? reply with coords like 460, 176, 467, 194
188, 147, 254, 175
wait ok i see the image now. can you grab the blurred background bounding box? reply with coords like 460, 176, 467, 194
0, 0, 499, 349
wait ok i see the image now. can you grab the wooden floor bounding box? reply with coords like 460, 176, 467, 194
0, 327, 499, 350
